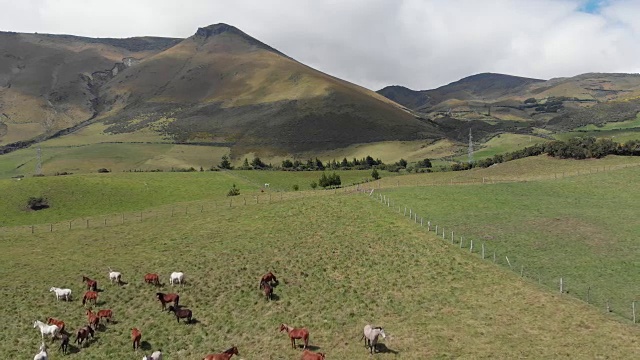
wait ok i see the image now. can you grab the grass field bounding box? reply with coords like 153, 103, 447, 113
1, 194, 639, 359
453, 133, 549, 162
374, 163, 640, 321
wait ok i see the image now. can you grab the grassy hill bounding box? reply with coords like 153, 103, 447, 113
1, 186, 639, 358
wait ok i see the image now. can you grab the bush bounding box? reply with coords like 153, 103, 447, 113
371, 168, 380, 180
27, 196, 49, 210
310, 181, 317, 190
227, 184, 240, 197
293, 184, 299, 191
97, 168, 110, 173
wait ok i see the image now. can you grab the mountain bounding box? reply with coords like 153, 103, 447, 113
0, 24, 442, 157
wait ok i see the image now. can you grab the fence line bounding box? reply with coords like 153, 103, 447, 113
358, 187, 638, 325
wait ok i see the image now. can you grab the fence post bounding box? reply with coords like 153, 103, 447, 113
69, 221, 72, 230
31, 225, 34, 234
560, 277, 563, 293
50, 224, 53, 232
633, 301, 636, 323
460, 236, 463, 248
428, 221, 431, 231
404, 207, 407, 216
442, 228, 445, 240
506, 256, 512, 268
414, 214, 417, 223
409, 209, 412, 218
520, 266, 523, 277
141, 211, 144, 221
105, 218, 107, 226
482, 243, 485, 259
606, 300, 611, 313
435, 225, 438, 234
420, 218, 423, 226
201, 205, 204, 213
171, 208, 174, 217
493, 251, 496, 263
470, 239, 473, 253
86, 219, 89, 228
587, 287, 590, 303
451, 231, 454, 243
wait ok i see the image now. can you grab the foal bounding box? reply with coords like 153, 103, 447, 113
259, 272, 277, 288
279, 323, 309, 349
203, 346, 239, 360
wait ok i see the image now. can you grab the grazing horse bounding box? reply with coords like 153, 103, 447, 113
259, 280, 273, 301
58, 333, 70, 355
168, 305, 192, 324
169, 272, 185, 286
259, 271, 278, 288
82, 291, 98, 306
108, 267, 122, 284
97, 309, 114, 323
34, 320, 60, 340
361, 324, 386, 355
46, 317, 65, 333
49, 287, 72, 301
203, 346, 239, 360
144, 273, 160, 286
301, 350, 326, 360
279, 323, 309, 349
82, 276, 97, 291
33, 342, 48, 360
142, 350, 163, 360
85, 309, 100, 329
131, 328, 142, 351
156, 292, 179, 310
74, 326, 94, 347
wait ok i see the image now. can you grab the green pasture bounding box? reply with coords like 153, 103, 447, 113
230, 169, 390, 191
1, 195, 638, 359
376, 164, 640, 319
453, 133, 549, 162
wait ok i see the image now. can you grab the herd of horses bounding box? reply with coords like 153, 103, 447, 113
30, 269, 388, 359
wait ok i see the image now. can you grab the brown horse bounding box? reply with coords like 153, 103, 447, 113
131, 328, 142, 351
97, 309, 113, 323
75, 326, 94, 347
82, 276, 97, 291
259, 272, 278, 288
156, 292, 179, 310
144, 273, 160, 286
82, 291, 98, 306
85, 309, 99, 329
168, 305, 192, 324
260, 280, 273, 301
203, 346, 239, 360
301, 350, 326, 360
46, 317, 65, 333
280, 323, 309, 349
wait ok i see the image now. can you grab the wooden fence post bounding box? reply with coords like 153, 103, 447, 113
470, 239, 473, 253
560, 277, 563, 293
460, 236, 463, 248
435, 225, 438, 234
50, 224, 53, 232
587, 287, 590, 303
606, 300, 611, 313
69, 221, 72, 229
86, 219, 89, 228
633, 301, 636, 323
104, 218, 107, 226
442, 228, 445, 240
493, 251, 496, 263
31, 225, 34, 234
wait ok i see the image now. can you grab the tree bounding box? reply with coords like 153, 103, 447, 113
251, 156, 265, 169
397, 158, 407, 168
241, 158, 250, 169
418, 158, 432, 168
310, 181, 318, 189
371, 168, 380, 180
282, 159, 294, 168
219, 155, 232, 169
227, 184, 240, 196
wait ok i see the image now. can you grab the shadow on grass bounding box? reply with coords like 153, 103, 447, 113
268, 293, 280, 301
376, 343, 399, 355
301, 345, 321, 351
140, 341, 152, 351
66, 344, 81, 354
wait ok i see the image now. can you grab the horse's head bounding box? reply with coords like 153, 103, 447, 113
49, 287, 55, 292
167, 305, 176, 313
378, 327, 387, 339
279, 323, 289, 332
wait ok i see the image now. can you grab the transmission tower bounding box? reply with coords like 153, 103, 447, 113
467, 129, 474, 164
35, 146, 42, 176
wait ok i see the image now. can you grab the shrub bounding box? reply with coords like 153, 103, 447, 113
310, 181, 317, 190
227, 184, 240, 197
27, 196, 49, 210
371, 168, 380, 180
97, 168, 110, 173
219, 155, 232, 169
293, 184, 299, 191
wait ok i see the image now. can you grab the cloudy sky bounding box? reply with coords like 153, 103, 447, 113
1, 0, 639, 91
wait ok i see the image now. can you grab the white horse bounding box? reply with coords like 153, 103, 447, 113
33, 320, 60, 340
142, 350, 163, 360
33, 342, 48, 360
170, 272, 185, 286
49, 287, 72, 301
108, 267, 122, 284
361, 324, 386, 355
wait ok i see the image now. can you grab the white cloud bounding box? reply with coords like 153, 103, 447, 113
0, 0, 638, 90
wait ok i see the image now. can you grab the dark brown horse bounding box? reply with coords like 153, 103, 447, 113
75, 326, 94, 347
301, 350, 326, 360
280, 323, 309, 349
144, 273, 160, 286
85, 309, 99, 329
259, 272, 278, 288
156, 292, 179, 310
168, 305, 192, 324
131, 327, 142, 351
47, 317, 65, 333
82, 291, 98, 306
260, 280, 273, 301
82, 276, 97, 291
58, 333, 69, 354
203, 346, 239, 360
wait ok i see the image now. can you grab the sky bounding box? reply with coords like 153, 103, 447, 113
1, 0, 639, 91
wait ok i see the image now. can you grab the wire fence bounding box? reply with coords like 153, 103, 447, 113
357, 186, 639, 325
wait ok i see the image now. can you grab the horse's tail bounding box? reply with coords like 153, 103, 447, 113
82, 295, 86, 305
175, 294, 180, 307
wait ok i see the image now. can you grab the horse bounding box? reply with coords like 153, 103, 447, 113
259, 271, 278, 288
301, 350, 326, 360
279, 323, 309, 349
82, 291, 98, 306
97, 309, 114, 323
34, 320, 60, 340
49, 287, 72, 301
86, 309, 100, 329
74, 325, 94, 347
46, 317, 65, 333
361, 324, 386, 354
144, 273, 160, 286
260, 280, 273, 301
203, 346, 239, 360
108, 267, 122, 284
169, 272, 185, 286
142, 350, 163, 360
82, 276, 97, 291
156, 292, 179, 310
132, 328, 142, 351
168, 305, 192, 324
33, 342, 48, 360
58, 333, 69, 354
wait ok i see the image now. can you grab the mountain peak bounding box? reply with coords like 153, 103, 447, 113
194, 23, 242, 38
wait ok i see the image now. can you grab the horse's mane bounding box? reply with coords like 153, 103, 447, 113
223, 346, 235, 353
373, 326, 383, 330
